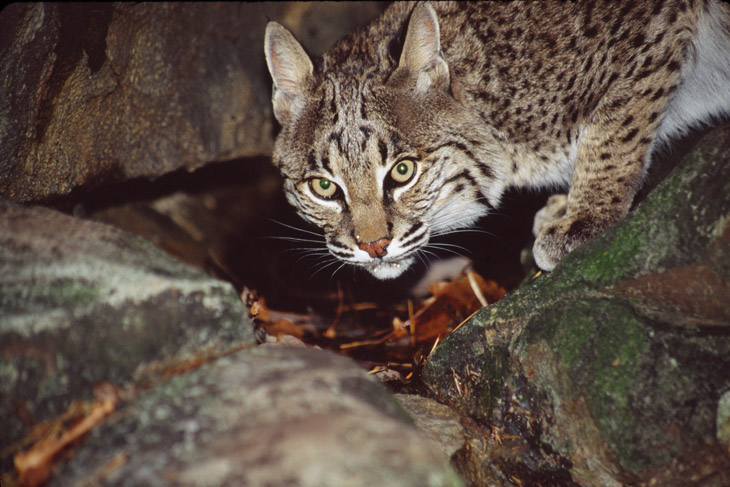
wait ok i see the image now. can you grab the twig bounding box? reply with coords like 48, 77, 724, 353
467, 270, 488, 307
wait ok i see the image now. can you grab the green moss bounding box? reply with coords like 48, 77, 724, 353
583, 318, 646, 465
52, 280, 101, 306
528, 298, 654, 471
0, 279, 101, 314
552, 305, 596, 369
577, 227, 645, 284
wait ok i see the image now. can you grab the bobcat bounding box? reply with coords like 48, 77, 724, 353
264, 1, 730, 279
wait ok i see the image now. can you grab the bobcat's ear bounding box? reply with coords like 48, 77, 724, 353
264, 21, 314, 124
398, 3, 449, 93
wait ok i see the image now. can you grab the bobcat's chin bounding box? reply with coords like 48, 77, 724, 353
361, 256, 416, 280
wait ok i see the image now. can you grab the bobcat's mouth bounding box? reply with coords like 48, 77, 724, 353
362, 256, 415, 279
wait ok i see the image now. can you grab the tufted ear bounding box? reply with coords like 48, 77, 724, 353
398, 2, 450, 93
264, 21, 314, 124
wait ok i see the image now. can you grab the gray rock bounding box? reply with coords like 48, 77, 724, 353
51, 346, 463, 487
0, 201, 254, 450
423, 125, 730, 486
395, 394, 467, 461
0, 2, 385, 203
718, 390, 730, 450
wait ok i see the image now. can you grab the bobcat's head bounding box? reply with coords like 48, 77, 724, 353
264, 3, 504, 279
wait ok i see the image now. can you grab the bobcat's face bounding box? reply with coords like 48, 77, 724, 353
265, 4, 503, 279
279, 85, 492, 279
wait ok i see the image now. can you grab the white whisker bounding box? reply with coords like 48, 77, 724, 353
294, 251, 331, 265
431, 227, 494, 238
308, 256, 346, 280
277, 246, 328, 255
424, 242, 470, 259
265, 235, 327, 244
427, 241, 470, 252
416, 249, 435, 268
330, 262, 349, 282
266, 218, 324, 238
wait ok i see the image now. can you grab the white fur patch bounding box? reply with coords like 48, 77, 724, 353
657, 2, 730, 145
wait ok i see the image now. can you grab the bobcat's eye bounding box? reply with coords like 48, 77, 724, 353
390, 160, 416, 185
309, 177, 339, 199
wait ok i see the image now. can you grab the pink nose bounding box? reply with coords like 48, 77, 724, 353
358, 238, 391, 259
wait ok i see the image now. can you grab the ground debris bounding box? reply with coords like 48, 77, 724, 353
244, 270, 506, 382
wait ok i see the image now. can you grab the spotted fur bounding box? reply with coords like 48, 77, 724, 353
265, 0, 730, 278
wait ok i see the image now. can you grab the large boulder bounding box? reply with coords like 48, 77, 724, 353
0, 2, 384, 203
423, 125, 730, 486
49, 346, 463, 487
0, 201, 254, 451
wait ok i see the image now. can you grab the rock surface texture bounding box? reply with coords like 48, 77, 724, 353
0, 2, 384, 203
49, 346, 462, 487
0, 201, 254, 452
423, 125, 730, 486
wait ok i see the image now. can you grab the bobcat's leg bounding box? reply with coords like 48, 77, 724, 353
533, 125, 651, 270
531, 31, 686, 272
532, 85, 682, 270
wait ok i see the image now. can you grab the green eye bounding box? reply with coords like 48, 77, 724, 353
310, 177, 338, 199
390, 160, 416, 184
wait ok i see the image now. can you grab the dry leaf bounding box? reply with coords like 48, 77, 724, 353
14, 391, 118, 486
411, 273, 506, 344
264, 318, 306, 338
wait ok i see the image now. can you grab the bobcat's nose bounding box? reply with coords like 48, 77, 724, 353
358, 237, 391, 259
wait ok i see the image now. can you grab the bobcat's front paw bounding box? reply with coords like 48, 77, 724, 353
532, 194, 570, 271
532, 194, 567, 237
533, 219, 572, 271
532, 212, 603, 271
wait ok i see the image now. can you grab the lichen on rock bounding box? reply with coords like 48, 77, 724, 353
0, 201, 255, 451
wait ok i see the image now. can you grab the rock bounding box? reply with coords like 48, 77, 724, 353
0, 2, 385, 203
395, 394, 467, 460
0, 201, 254, 451
718, 391, 730, 453
50, 346, 463, 487
422, 125, 730, 486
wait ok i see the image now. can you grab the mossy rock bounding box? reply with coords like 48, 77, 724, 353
423, 125, 730, 486
0, 202, 255, 452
